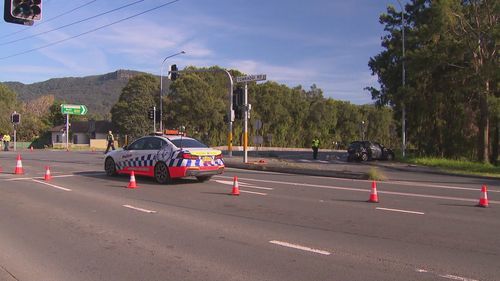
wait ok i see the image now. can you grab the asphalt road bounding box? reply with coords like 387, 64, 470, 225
0, 150, 498, 281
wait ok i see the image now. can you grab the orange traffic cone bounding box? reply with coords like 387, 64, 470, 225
368, 181, 379, 203
127, 171, 137, 189
231, 176, 240, 196
44, 166, 52, 181
14, 154, 24, 174
478, 185, 489, 208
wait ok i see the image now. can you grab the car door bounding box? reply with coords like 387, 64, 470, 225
372, 142, 383, 159
119, 137, 147, 173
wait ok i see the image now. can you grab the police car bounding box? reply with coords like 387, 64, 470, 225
104, 133, 224, 183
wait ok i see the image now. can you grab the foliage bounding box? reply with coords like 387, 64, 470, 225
367, 167, 387, 181
404, 157, 500, 178
368, 0, 499, 163
0, 84, 18, 135
110, 74, 159, 140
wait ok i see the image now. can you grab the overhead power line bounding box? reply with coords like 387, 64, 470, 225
1, 0, 145, 46
0, 0, 181, 60
0, 0, 99, 40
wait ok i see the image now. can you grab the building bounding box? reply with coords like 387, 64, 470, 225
49, 120, 116, 149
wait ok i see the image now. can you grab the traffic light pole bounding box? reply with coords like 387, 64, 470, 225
153, 106, 156, 132
243, 82, 248, 163
13, 126, 16, 152
66, 114, 69, 151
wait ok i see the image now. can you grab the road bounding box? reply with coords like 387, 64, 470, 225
0, 150, 499, 281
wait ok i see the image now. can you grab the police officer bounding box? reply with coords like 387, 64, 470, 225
105, 130, 115, 154
311, 137, 320, 160
2, 133, 11, 151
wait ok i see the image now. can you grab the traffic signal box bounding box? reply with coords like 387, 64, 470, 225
148, 108, 155, 120
232, 87, 244, 119
4, 0, 42, 25
11, 112, 20, 124
169, 64, 178, 81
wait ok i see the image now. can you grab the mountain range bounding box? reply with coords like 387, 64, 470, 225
3, 69, 146, 118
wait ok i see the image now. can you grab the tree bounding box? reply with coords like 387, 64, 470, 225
111, 74, 159, 140
0, 84, 18, 135
368, 0, 499, 161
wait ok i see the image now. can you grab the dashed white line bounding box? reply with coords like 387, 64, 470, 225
32, 179, 72, 191
239, 190, 267, 196
269, 240, 331, 255
123, 205, 157, 213
376, 207, 425, 215
439, 274, 479, 281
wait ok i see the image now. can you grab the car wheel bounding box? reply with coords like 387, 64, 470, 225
361, 153, 368, 162
196, 176, 212, 182
154, 162, 172, 184
105, 157, 117, 176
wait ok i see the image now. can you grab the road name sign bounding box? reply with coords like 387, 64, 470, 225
236, 74, 267, 83
61, 104, 88, 115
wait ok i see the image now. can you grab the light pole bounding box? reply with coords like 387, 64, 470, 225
160, 50, 185, 132
396, 0, 406, 158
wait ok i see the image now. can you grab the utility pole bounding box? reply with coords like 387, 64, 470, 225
396, 0, 406, 158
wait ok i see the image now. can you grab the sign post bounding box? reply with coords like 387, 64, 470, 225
60, 104, 88, 150
235, 74, 266, 163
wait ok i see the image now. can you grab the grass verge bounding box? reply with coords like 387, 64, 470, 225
404, 157, 500, 178
367, 167, 387, 181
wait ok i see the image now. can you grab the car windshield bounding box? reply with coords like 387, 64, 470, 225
170, 138, 208, 148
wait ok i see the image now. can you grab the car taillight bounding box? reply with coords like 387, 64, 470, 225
179, 152, 199, 160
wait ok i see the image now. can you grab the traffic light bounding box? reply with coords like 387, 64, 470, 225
11, 0, 41, 20
169, 64, 178, 81
148, 108, 155, 120
11, 112, 20, 124
232, 87, 244, 108
4, 0, 31, 25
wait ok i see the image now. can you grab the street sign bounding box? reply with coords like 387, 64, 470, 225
236, 74, 267, 83
61, 104, 88, 115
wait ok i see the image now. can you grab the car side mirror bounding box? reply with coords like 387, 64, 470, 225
123, 145, 128, 150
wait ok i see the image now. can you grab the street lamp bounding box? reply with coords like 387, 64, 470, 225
396, 0, 406, 158
160, 50, 186, 132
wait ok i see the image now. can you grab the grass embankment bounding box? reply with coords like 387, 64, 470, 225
404, 157, 500, 178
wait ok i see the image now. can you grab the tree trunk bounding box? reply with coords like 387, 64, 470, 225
478, 81, 490, 163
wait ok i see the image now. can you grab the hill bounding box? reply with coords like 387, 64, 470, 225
2, 69, 146, 118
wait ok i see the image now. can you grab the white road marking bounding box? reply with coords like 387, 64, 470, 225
239, 190, 267, 196
123, 205, 157, 213
215, 180, 273, 190
215, 175, 500, 204
416, 269, 428, 273
416, 269, 479, 281
438, 274, 479, 281
269, 240, 331, 255
376, 207, 425, 215
4, 177, 33, 181
32, 179, 72, 191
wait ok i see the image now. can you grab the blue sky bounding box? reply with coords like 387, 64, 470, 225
0, 0, 397, 104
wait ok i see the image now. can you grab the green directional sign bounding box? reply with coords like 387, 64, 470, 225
61, 104, 88, 115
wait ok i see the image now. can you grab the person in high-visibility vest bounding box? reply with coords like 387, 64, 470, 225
311, 137, 320, 160
105, 131, 115, 154
2, 133, 11, 151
